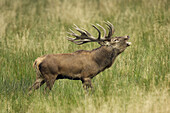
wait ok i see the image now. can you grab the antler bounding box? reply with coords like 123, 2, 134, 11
67, 21, 114, 45
104, 21, 115, 38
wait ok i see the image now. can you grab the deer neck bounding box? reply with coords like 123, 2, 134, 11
92, 45, 119, 70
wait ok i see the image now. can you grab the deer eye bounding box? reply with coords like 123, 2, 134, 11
114, 39, 119, 42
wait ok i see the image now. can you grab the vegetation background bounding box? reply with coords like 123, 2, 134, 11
0, 0, 169, 113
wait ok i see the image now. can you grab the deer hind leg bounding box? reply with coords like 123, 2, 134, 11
28, 77, 45, 94
44, 74, 57, 93
81, 78, 93, 92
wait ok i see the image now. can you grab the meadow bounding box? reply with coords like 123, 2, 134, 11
0, 0, 169, 113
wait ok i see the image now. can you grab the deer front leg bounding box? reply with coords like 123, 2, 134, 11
81, 78, 93, 92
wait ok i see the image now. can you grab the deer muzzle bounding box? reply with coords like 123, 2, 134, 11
125, 36, 131, 46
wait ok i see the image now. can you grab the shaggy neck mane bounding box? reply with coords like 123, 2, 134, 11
91, 45, 119, 71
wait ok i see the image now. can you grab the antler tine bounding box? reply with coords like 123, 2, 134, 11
74, 24, 94, 38
82, 28, 92, 36
70, 40, 84, 45
96, 24, 106, 39
91, 24, 101, 40
66, 36, 75, 41
67, 36, 94, 45
107, 21, 115, 34
104, 21, 115, 38
73, 24, 87, 36
67, 29, 80, 40
67, 29, 75, 35
66, 36, 85, 45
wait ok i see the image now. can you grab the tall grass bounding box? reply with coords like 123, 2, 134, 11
0, 0, 169, 113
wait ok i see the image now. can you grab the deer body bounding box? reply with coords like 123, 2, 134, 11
29, 21, 131, 93
39, 46, 118, 79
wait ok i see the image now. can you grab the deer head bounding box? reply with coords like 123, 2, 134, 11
67, 21, 131, 53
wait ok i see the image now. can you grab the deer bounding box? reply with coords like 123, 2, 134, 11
28, 21, 131, 94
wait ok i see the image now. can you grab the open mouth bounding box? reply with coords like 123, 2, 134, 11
126, 42, 131, 46
125, 36, 131, 46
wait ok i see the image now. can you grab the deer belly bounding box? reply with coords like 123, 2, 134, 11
57, 63, 83, 78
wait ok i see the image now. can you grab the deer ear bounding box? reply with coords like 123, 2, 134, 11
104, 41, 111, 46
98, 41, 110, 46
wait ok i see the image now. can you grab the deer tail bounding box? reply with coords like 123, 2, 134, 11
33, 56, 46, 77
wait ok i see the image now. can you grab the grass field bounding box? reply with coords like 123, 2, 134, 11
0, 0, 169, 113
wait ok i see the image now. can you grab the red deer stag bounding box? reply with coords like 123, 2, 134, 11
29, 21, 131, 94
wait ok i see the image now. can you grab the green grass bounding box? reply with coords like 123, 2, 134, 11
0, 0, 169, 113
